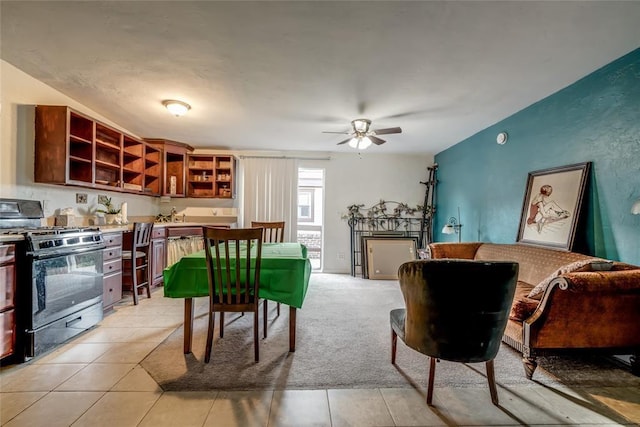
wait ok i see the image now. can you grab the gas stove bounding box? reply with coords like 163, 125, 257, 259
0, 199, 105, 362
0, 203, 104, 257
25, 228, 104, 257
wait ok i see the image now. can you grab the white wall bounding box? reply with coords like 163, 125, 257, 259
300, 154, 433, 273
1, 60, 434, 272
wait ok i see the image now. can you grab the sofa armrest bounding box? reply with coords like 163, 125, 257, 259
428, 242, 483, 259
523, 269, 640, 350
551, 269, 640, 293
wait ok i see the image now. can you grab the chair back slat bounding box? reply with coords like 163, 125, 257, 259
203, 227, 263, 309
133, 222, 153, 249
250, 221, 285, 243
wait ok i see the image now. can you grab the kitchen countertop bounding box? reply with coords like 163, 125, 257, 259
99, 221, 237, 233
0, 235, 24, 243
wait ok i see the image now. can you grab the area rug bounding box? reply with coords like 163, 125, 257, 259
141, 274, 640, 391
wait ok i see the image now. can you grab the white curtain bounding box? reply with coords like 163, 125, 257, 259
241, 158, 298, 242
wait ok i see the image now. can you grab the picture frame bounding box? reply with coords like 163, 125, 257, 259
517, 162, 591, 251
361, 235, 418, 279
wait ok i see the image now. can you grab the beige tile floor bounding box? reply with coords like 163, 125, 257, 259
1, 282, 639, 427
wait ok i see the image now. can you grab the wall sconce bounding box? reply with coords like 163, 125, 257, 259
441, 207, 463, 242
632, 198, 640, 215
163, 100, 191, 117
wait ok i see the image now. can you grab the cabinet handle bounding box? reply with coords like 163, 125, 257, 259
109, 288, 113, 292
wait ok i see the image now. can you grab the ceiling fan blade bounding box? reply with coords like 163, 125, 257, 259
336, 137, 353, 145
369, 135, 386, 145
372, 127, 402, 135
322, 131, 350, 134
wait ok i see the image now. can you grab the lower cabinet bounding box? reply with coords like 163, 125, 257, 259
0, 243, 16, 360
102, 231, 123, 311
151, 227, 167, 288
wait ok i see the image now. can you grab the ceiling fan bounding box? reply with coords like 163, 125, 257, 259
323, 118, 402, 150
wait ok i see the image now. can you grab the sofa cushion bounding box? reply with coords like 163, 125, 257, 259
474, 243, 594, 287
509, 281, 539, 322
527, 258, 603, 299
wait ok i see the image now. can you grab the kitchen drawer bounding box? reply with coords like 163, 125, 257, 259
103, 232, 123, 247
152, 227, 167, 239
103, 258, 122, 275
0, 264, 15, 311
0, 244, 15, 264
1, 309, 15, 359
103, 246, 122, 262
103, 272, 123, 308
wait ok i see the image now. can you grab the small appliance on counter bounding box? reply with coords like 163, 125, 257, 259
55, 207, 76, 227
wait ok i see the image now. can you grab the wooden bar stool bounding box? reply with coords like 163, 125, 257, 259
122, 222, 154, 305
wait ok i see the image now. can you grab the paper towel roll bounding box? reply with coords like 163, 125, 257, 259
120, 202, 128, 224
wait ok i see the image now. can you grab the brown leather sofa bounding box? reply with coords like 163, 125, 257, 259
428, 242, 640, 379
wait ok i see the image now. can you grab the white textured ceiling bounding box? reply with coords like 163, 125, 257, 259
2, 1, 640, 154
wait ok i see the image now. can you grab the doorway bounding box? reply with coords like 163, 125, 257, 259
297, 168, 324, 271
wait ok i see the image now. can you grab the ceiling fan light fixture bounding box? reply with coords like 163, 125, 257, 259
359, 136, 372, 149
352, 118, 371, 133
347, 136, 372, 150
163, 100, 191, 117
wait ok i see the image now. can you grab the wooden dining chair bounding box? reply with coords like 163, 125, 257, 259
251, 221, 285, 244
203, 227, 263, 363
251, 221, 285, 335
122, 222, 154, 305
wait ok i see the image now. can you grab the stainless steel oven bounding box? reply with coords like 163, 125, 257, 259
0, 199, 105, 361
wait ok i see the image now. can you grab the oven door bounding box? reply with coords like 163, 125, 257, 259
31, 247, 104, 329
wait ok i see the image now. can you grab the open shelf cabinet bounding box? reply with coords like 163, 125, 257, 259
186, 154, 236, 198
34, 105, 151, 195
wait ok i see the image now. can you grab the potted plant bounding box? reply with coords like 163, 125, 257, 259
96, 197, 121, 224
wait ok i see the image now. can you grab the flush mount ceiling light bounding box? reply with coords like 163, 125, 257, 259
163, 100, 191, 117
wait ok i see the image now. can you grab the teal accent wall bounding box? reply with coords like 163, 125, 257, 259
434, 47, 640, 265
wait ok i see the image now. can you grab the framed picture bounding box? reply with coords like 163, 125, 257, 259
517, 162, 591, 251
361, 235, 418, 279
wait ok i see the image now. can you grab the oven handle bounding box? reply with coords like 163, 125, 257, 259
27, 244, 107, 259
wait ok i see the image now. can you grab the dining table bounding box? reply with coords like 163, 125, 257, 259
163, 242, 312, 354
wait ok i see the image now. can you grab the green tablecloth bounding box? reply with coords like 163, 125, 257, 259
163, 243, 312, 309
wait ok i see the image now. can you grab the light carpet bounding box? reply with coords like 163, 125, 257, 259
141, 274, 640, 391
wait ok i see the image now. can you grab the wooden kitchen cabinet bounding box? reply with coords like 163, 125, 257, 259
0, 243, 16, 360
35, 105, 152, 196
102, 231, 123, 311
143, 144, 162, 196
151, 227, 167, 288
144, 139, 194, 198
187, 154, 237, 198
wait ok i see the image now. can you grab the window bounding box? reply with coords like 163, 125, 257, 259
298, 188, 314, 222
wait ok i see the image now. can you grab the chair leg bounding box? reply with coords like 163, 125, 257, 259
145, 260, 151, 299
204, 310, 215, 363
486, 359, 499, 405
254, 308, 260, 362
391, 329, 397, 364
220, 312, 225, 338
263, 300, 268, 339
277, 302, 280, 316
427, 357, 436, 405
132, 260, 139, 306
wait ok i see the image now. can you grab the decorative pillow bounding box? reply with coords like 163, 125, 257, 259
509, 283, 540, 322
527, 258, 602, 299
